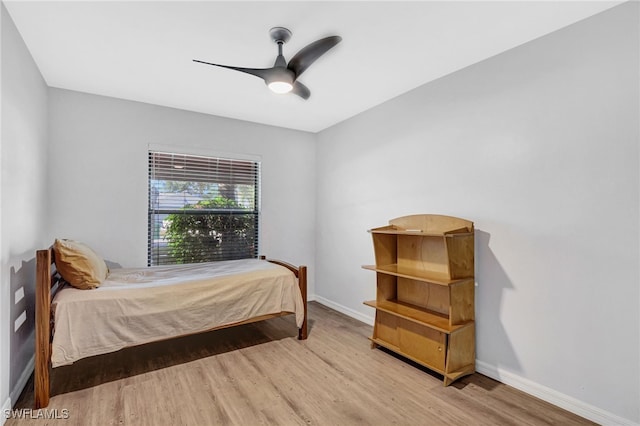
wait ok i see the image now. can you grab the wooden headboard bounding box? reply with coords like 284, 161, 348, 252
34, 248, 66, 408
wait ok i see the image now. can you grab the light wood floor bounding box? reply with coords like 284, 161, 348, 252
9, 302, 593, 425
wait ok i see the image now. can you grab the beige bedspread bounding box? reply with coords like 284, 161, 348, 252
51, 259, 304, 367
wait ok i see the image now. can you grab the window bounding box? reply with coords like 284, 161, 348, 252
148, 151, 260, 266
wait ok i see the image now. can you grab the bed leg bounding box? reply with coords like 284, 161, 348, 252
35, 249, 51, 408
34, 361, 50, 409
298, 265, 308, 340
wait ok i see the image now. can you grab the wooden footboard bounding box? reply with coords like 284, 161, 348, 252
34, 249, 308, 408
260, 256, 308, 340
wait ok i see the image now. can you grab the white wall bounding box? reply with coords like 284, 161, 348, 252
2, 2, 638, 424
47, 89, 316, 292
0, 2, 49, 415
315, 3, 639, 425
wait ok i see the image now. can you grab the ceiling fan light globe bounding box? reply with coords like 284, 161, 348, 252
268, 81, 293, 94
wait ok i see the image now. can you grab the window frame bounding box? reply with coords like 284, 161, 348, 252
147, 149, 261, 266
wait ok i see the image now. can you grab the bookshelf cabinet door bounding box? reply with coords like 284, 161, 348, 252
398, 320, 446, 370
374, 311, 399, 347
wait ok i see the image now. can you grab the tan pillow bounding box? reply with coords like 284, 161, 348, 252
53, 239, 108, 289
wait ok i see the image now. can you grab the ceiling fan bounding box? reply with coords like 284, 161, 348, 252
193, 27, 341, 100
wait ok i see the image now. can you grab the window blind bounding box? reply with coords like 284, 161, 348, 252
148, 151, 260, 266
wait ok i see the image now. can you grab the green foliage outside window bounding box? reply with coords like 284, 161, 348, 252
165, 197, 256, 264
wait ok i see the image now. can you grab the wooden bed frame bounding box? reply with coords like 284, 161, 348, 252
34, 248, 308, 408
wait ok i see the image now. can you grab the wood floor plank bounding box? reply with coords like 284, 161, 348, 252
8, 302, 594, 426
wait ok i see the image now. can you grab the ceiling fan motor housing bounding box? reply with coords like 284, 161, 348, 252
269, 27, 292, 44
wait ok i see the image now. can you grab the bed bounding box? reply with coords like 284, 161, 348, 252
34, 246, 308, 408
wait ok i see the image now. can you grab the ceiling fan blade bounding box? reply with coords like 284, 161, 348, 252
287, 36, 342, 78
193, 59, 275, 81
291, 81, 310, 100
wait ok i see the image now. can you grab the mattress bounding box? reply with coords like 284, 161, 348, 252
51, 259, 304, 367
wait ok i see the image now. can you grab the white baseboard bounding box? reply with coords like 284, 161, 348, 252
9, 354, 34, 408
1, 396, 11, 426
0, 356, 34, 426
476, 360, 638, 426
312, 295, 374, 326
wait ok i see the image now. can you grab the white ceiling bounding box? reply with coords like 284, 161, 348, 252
4, 1, 622, 133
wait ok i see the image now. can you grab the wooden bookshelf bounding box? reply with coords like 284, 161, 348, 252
363, 214, 476, 386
